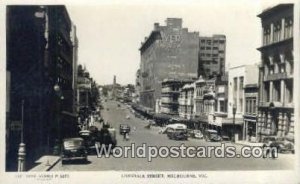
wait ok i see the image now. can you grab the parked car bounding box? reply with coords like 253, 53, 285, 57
171, 131, 188, 140
259, 136, 294, 154
276, 137, 295, 154
120, 124, 131, 135
97, 127, 117, 149
204, 129, 222, 142
61, 138, 87, 164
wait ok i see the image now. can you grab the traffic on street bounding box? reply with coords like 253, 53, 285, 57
51, 99, 295, 171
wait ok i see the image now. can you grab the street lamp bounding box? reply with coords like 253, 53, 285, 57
18, 100, 25, 172
232, 104, 237, 142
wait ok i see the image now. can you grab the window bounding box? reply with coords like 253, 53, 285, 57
273, 21, 282, 42
220, 100, 225, 112
206, 47, 211, 50
239, 77, 244, 90
284, 17, 293, 39
263, 25, 271, 45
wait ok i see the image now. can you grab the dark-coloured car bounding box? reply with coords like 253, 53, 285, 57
61, 138, 87, 164
260, 136, 294, 154
205, 129, 222, 142
172, 131, 188, 140
276, 137, 294, 154
120, 124, 131, 135
167, 129, 188, 140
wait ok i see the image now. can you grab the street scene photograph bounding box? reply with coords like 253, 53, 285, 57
3, 1, 298, 181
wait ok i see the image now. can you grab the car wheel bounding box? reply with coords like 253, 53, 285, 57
292, 150, 295, 154
61, 160, 66, 165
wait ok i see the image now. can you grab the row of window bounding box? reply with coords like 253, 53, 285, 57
263, 17, 293, 45
245, 97, 257, 114
200, 39, 225, 44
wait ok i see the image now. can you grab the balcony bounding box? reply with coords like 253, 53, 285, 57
161, 87, 180, 94
161, 98, 178, 104
263, 72, 293, 82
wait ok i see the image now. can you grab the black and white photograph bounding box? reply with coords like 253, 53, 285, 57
0, 0, 299, 183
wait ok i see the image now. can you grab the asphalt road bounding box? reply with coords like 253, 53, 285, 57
51, 100, 295, 171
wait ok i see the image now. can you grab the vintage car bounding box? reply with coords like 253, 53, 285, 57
61, 138, 88, 164
193, 130, 204, 139
166, 123, 188, 140
204, 129, 222, 142
119, 124, 131, 135
97, 126, 117, 149
259, 136, 294, 154
276, 137, 295, 154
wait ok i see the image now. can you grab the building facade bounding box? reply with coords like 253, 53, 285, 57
159, 79, 192, 116
179, 83, 195, 120
199, 35, 226, 79
227, 65, 259, 140
243, 84, 258, 141
257, 4, 294, 140
6, 5, 77, 171
139, 18, 199, 110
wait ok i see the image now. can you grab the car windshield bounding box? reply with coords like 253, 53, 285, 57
64, 140, 83, 147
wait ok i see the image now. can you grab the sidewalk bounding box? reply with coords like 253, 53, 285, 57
28, 155, 60, 172
235, 140, 262, 147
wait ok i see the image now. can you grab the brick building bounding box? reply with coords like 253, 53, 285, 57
139, 18, 199, 110
159, 79, 193, 116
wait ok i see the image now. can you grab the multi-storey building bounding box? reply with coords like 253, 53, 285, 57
135, 69, 141, 103
257, 4, 294, 139
227, 65, 259, 140
159, 79, 193, 116
6, 5, 76, 171
194, 76, 216, 117
71, 24, 79, 114
243, 84, 258, 141
179, 83, 195, 120
139, 18, 199, 110
199, 35, 226, 79
77, 65, 92, 122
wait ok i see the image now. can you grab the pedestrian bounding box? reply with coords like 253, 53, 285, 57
133, 126, 136, 132
125, 132, 130, 141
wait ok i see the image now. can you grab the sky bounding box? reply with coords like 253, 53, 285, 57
65, 0, 293, 85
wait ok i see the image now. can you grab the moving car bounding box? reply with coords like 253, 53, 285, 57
205, 129, 222, 142
120, 124, 131, 135
61, 138, 87, 164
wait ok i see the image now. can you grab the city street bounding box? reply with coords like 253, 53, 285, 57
51, 100, 295, 171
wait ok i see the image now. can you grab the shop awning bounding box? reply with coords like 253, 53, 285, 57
221, 118, 243, 125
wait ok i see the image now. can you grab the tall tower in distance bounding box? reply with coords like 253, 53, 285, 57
112, 75, 116, 99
